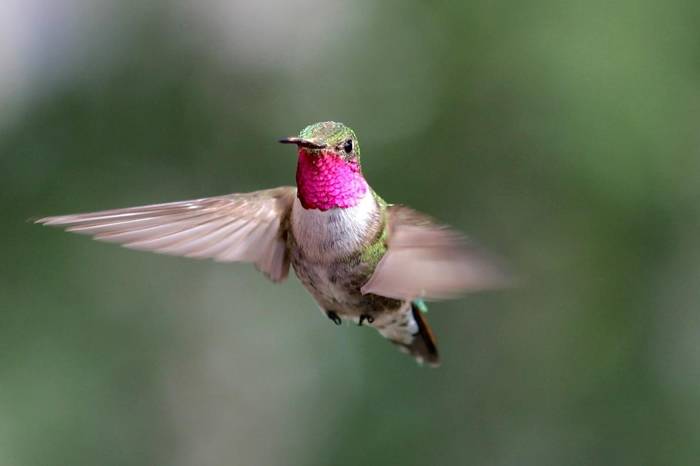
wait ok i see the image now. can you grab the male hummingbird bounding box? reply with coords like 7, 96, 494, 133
37, 121, 505, 366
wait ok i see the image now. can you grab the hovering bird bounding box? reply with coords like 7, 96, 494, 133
37, 121, 506, 366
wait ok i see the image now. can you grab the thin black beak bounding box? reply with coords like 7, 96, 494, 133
278, 137, 327, 149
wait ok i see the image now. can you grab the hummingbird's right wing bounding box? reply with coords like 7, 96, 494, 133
36, 187, 297, 282
361, 205, 508, 300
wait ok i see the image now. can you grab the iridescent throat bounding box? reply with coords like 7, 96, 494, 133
295, 149, 368, 211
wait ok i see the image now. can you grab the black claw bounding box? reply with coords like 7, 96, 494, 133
326, 311, 342, 325
358, 314, 375, 326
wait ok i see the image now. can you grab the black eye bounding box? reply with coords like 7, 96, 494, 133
343, 139, 353, 154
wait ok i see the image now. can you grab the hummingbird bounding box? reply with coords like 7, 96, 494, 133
37, 121, 505, 367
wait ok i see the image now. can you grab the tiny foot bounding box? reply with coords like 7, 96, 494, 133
326, 311, 342, 325
358, 314, 375, 326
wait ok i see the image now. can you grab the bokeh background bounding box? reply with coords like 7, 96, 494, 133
2, 1, 700, 465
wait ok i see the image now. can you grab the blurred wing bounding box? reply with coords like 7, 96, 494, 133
361, 205, 508, 300
36, 187, 297, 282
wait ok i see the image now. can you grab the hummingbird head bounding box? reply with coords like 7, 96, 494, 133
279, 122, 367, 211
279, 121, 361, 160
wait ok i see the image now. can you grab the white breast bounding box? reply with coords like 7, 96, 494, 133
291, 190, 379, 262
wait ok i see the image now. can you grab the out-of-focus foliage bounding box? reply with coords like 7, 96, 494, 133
2, 1, 700, 465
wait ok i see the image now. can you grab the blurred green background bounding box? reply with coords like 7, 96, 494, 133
2, 1, 700, 465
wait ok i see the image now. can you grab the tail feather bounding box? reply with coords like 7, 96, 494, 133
374, 302, 440, 367
406, 302, 440, 367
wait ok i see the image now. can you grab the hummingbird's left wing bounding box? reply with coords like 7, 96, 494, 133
36, 187, 297, 282
360, 205, 508, 300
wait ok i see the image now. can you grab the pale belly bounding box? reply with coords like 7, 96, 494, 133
288, 193, 403, 321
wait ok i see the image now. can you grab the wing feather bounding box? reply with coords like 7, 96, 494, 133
361, 205, 508, 300
37, 187, 297, 282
